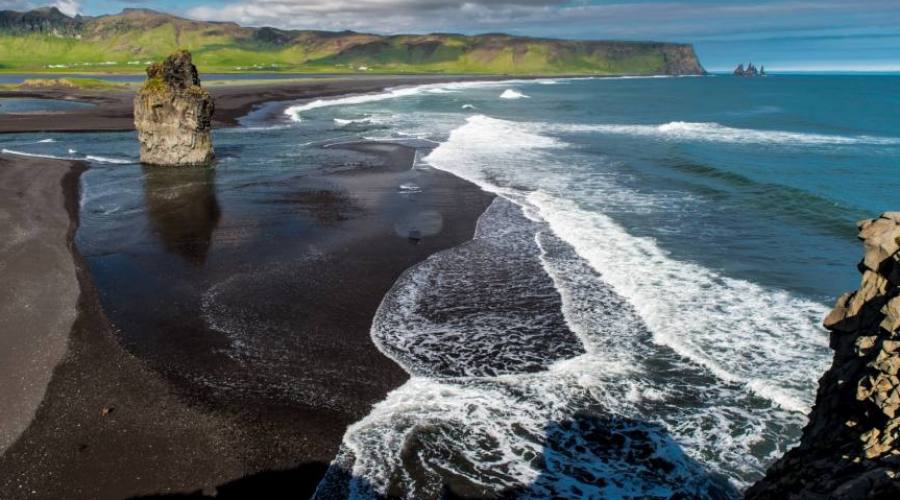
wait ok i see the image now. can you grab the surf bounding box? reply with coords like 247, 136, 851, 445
552, 120, 900, 146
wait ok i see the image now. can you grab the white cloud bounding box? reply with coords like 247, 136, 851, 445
185, 0, 569, 34
54, 0, 79, 16
183, 0, 900, 42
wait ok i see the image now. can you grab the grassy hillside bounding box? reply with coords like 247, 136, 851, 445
0, 8, 704, 76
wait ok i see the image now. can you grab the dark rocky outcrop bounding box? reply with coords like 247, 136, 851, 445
133, 50, 215, 166
0, 7, 84, 36
734, 61, 766, 77
658, 43, 706, 75
747, 213, 900, 499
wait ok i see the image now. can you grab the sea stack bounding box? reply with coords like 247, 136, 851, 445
747, 213, 900, 498
133, 50, 214, 166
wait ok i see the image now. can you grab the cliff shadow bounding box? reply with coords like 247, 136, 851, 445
315, 412, 738, 499
142, 165, 221, 266
746, 237, 900, 499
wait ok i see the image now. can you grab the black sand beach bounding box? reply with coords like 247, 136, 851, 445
0, 78, 495, 499
0, 155, 82, 454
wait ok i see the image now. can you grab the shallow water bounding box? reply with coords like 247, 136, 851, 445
0, 97, 93, 114
1, 74, 897, 497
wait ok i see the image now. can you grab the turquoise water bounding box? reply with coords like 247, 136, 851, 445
0, 97, 93, 114
1, 75, 897, 497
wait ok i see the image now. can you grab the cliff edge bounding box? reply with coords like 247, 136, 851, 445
747, 213, 900, 499
134, 50, 214, 166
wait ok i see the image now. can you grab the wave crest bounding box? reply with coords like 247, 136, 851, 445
555, 120, 900, 146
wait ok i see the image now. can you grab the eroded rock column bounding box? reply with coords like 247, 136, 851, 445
133, 50, 214, 166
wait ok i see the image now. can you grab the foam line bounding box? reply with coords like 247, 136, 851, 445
552, 121, 900, 146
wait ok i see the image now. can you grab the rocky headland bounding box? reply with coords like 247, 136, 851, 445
134, 50, 215, 166
748, 213, 900, 499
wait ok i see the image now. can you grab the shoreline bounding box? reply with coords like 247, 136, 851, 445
0, 75, 523, 134
0, 114, 494, 497
0, 155, 83, 454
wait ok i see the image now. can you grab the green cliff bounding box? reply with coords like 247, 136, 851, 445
0, 7, 704, 76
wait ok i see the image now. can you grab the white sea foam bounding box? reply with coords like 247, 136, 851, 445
316, 103, 833, 496
328, 198, 741, 499
532, 192, 829, 412
85, 155, 135, 165
500, 89, 529, 99
553, 120, 900, 146
37, 138, 56, 143
334, 117, 369, 126
424, 114, 830, 413
234, 124, 294, 132
1, 148, 73, 161
343, 114, 829, 490
284, 80, 530, 122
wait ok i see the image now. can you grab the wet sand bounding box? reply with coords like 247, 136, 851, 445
0, 136, 494, 498
0, 156, 81, 454
0, 75, 502, 134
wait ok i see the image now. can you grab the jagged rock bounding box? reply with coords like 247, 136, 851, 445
747, 212, 900, 499
734, 61, 763, 77
133, 50, 214, 166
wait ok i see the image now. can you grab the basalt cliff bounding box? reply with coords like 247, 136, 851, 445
747, 213, 900, 499
134, 50, 214, 167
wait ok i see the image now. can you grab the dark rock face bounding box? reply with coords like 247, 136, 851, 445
0, 7, 83, 36
659, 44, 706, 75
747, 213, 900, 499
734, 62, 763, 77
134, 50, 215, 166
152, 51, 201, 91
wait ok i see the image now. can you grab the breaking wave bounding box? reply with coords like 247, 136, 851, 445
500, 89, 529, 100
284, 80, 542, 122
554, 120, 900, 146
1, 148, 73, 161
316, 113, 831, 498
85, 155, 136, 165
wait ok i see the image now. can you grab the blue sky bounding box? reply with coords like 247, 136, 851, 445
12, 1, 900, 71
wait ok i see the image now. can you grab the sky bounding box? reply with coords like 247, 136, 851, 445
6, 0, 900, 71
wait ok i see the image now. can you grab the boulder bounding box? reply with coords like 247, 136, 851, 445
133, 50, 214, 166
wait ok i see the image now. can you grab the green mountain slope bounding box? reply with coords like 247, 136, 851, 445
0, 7, 705, 75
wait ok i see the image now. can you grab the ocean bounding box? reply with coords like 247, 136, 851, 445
2, 74, 898, 497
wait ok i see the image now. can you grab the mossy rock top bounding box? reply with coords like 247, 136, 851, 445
142, 50, 203, 94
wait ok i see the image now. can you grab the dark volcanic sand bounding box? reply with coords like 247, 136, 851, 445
0, 137, 493, 499
0, 155, 81, 453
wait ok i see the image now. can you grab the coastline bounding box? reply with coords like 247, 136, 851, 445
0, 75, 521, 134
0, 97, 495, 497
0, 155, 83, 454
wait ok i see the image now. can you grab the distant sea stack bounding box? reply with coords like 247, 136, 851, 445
747, 214, 900, 499
134, 50, 214, 166
734, 61, 766, 76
